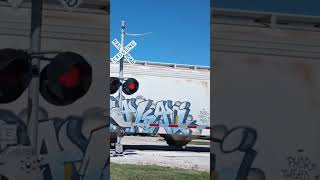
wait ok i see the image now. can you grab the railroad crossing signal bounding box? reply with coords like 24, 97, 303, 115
110, 77, 139, 95
39, 52, 92, 106
122, 78, 139, 95
0, 49, 92, 106
111, 39, 137, 64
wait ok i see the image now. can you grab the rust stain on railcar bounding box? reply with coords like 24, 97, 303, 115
201, 81, 209, 88
291, 63, 313, 82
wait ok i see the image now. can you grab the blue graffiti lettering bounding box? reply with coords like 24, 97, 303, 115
110, 96, 198, 135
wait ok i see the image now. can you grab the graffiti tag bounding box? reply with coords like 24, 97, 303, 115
0, 109, 108, 180
282, 150, 319, 180
110, 96, 199, 135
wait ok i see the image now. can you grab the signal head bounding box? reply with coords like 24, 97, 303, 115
122, 78, 139, 95
110, 77, 121, 94
40, 52, 92, 106
0, 49, 31, 103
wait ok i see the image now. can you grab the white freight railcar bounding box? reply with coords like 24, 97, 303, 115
110, 61, 210, 143
212, 8, 320, 180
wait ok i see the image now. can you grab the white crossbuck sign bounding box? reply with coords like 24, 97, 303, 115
111, 39, 137, 64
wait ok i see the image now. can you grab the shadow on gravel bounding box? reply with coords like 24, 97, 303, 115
122, 145, 210, 152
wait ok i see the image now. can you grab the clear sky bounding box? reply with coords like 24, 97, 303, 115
214, 0, 320, 16
110, 0, 210, 66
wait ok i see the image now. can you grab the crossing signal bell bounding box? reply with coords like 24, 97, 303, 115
0, 49, 92, 106
110, 77, 139, 95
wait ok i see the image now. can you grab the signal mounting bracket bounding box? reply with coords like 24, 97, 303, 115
31, 65, 40, 77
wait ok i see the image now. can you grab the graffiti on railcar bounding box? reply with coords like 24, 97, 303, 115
110, 96, 203, 135
282, 149, 320, 180
211, 125, 266, 180
0, 108, 108, 180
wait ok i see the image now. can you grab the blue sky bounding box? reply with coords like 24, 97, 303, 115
110, 0, 210, 66
214, 0, 320, 16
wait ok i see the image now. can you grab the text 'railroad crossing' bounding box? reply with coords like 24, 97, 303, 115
111, 39, 137, 64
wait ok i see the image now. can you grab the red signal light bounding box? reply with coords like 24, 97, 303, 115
58, 66, 80, 88
122, 78, 139, 95
128, 82, 136, 90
